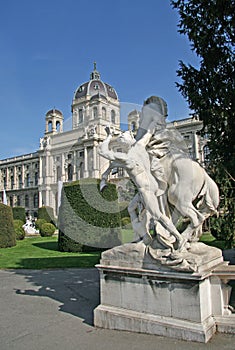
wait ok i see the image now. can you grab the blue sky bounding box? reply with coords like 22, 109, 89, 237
0, 0, 199, 159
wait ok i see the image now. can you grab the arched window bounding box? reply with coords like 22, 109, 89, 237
10, 175, 14, 189
10, 196, 13, 207
35, 172, 38, 186
68, 164, 73, 181
34, 193, 39, 208
25, 195, 29, 207
56, 121, 61, 132
17, 195, 21, 206
111, 110, 116, 124
26, 174, 30, 187
48, 121, 52, 132
93, 106, 98, 118
18, 174, 22, 189
79, 162, 84, 179
79, 109, 83, 123
118, 167, 124, 177
102, 107, 106, 119
57, 166, 62, 181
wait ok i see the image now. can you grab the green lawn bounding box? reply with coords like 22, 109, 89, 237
0, 230, 227, 270
0, 230, 135, 270
0, 236, 101, 269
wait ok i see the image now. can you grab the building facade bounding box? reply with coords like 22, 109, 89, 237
0, 65, 207, 217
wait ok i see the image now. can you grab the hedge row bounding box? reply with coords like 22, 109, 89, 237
58, 179, 122, 252
12, 207, 26, 223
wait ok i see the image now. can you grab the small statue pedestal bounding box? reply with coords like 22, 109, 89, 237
94, 243, 231, 343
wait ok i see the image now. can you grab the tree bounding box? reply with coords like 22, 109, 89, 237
171, 0, 235, 246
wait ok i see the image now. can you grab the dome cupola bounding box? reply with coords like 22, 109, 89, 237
72, 63, 120, 131
73, 62, 118, 101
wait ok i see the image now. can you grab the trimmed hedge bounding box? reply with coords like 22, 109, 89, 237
40, 223, 56, 237
38, 206, 56, 224
12, 207, 26, 223
58, 178, 122, 252
0, 204, 16, 248
13, 220, 25, 240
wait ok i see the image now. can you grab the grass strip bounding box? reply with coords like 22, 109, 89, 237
0, 236, 101, 269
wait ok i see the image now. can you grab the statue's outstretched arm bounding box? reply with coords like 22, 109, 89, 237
99, 134, 116, 161
99, 134, 128, 162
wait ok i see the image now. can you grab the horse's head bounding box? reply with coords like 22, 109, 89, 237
110, 130, 135, 153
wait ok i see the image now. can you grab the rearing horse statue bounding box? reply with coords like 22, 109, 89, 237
136, 96, 219, 243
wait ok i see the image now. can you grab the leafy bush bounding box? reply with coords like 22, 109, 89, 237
0, 204, 16, 248
35, 219, 47, 231
12, 207, 26, 223
40, 223, 56, 237
38, 206, 56, 224
13, 219, 25, 240
58, 179, 122, 252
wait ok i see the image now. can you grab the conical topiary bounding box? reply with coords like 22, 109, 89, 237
0, 203, 16, 248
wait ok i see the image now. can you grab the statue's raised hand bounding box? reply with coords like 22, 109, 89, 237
105, 125, 111, 136
105, 125, 115, 136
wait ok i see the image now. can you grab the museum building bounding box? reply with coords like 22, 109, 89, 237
0, 65, 207, 217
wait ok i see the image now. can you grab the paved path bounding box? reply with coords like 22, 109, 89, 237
0, 268, 235, 350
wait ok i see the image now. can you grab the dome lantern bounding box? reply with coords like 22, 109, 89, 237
90, 61, 101, 80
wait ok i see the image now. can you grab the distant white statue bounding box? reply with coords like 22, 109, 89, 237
23, 218, 39, 235
99, 96, 220, 267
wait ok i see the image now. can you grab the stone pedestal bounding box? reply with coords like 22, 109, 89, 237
94, 242, 232, 343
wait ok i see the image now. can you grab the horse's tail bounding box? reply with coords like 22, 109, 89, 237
204, 173, 220, 215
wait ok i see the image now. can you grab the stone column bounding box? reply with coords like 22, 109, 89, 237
38, 190, 43, 207
45, 186, 51, 207
21, 165, 25, 189
39, 156, 43, 186
61, 153, 65, 182
93, 143, 100, 178
73, 151, 77, 179
193, 132, 200, 161
84, 146, 88, 178
93, 144, 97, 170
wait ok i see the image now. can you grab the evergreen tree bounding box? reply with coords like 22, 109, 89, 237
171, 0, 235, 246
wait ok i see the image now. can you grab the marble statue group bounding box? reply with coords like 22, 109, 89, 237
99, 96, 220, 272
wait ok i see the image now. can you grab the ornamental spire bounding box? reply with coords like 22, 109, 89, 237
90, 61, 101, 80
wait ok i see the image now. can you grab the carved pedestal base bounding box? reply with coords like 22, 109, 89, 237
94, 243, 232, 343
